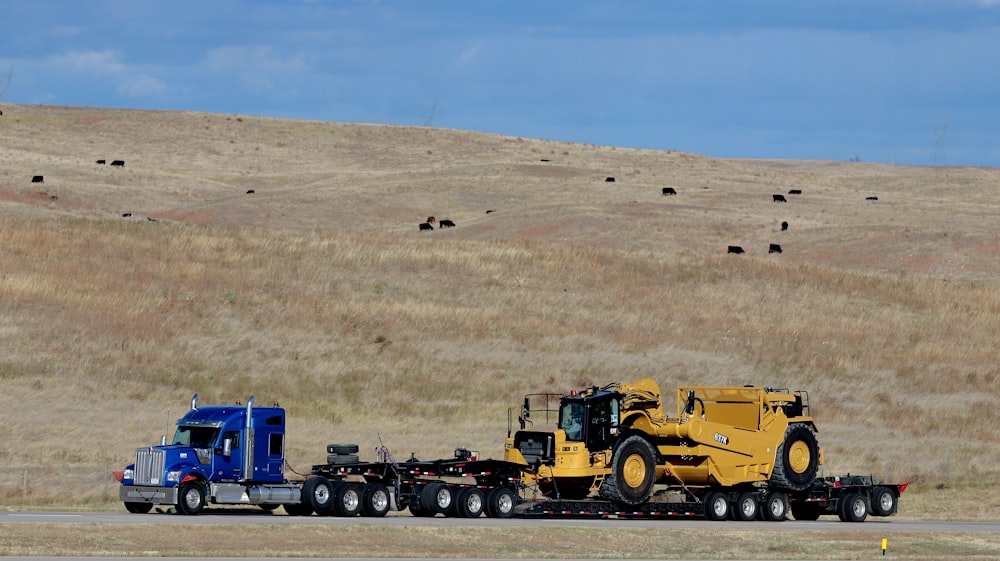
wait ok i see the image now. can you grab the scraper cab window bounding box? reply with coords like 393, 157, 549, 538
173, 426, 219, 448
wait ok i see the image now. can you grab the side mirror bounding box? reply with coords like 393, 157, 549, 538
222, 438, 232, 457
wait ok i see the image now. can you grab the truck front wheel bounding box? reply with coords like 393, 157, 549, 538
177, 481, 206, 515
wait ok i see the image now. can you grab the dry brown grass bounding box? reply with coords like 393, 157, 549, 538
2, 522, 999, 559
1, 103, 999, 518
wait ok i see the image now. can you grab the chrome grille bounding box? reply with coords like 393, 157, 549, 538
134, 448, 166, 485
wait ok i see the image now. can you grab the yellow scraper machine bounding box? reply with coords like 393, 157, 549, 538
504, 379, 907, 521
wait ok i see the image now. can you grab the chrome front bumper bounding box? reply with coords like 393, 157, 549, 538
119, 485, 178, 505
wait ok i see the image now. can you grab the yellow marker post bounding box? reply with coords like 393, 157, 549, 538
882, 538, 887, 556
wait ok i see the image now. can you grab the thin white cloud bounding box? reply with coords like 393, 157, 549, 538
117, 75, 166, 97
458, 44, 480, 64
54, 50, 125, 75
52, 50, 165, 98
202, 45, 309, 93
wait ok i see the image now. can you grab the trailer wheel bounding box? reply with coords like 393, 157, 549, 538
600, 435, 657, 506
334, 483, 363, 517
361, 483, 391, 517
456, 487, 486, 518
734, 492, 759, 521
703, 491, 730, 521
302, 476, 335, 514
124, 502, 153, 514
485, 487, 516, 518
408, 496, 434, 517
870, 486, 896, 517
790, 501, 821, 521
770, 424, 821, 491
177, 481, 206, 515
762, 491, 788, 521
421, 482, 454, 514
282, 501, 313, 516
838, 493, 868, 522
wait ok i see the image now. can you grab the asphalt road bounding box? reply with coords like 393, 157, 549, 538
2, 510, 998, 532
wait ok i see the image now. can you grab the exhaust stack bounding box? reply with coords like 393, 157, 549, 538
190, 393, 199, 411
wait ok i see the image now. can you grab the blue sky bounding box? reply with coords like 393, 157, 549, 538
2, 1, 999, 167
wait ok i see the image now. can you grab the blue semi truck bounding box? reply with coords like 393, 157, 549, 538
117, 394, 302, 514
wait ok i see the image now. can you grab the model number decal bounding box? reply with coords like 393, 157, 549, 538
714, 433, 729, 446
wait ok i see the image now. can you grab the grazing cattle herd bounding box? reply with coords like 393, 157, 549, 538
6, 102, 880, 257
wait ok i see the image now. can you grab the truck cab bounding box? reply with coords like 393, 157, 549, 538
118, 395, 296, 514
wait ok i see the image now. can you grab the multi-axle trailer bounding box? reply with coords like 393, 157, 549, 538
118, 389, 907, 522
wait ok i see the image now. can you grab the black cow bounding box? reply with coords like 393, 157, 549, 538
781, 221, 789, 231
110, 160, 125, 167
540, 159, 551, 162
769, 243, 783, 254
662, 187, 677, 196
866, 196, 879, 201
246, 189, 255, 194
122, 213, 132, 218
772, 194, 787, 203
419, 222, 434, 231
727, 245, 745, 254
0, 110, 3, 116
789, 189, 802, 195
96, 159, 106, 165
485, 209, 495, 214
439, 219, 456, 228
605, 177, 615, 183
31, 175, 44, 183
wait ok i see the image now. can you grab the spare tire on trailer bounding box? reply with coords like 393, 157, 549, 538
327, 443, 360, 455
769, 424, 821, 491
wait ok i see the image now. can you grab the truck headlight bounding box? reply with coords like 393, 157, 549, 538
123, 468, 134, 481
166, 470, 182, 482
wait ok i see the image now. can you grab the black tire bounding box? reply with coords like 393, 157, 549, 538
870, 486, 896, 517
421, 482, 454, 514
327, 443, 360, 455
790, 501, 821, 521
124, 502, 153, 514
599, 435, 657, 506
177, 481, 206, 515
302, 476, 335, 514
455, 487, 486, 518
762, 491, 788, 521
734, 492, 759, 521
333, 482, 363, 517
408, 496, 434, 517
283, 501, 313, 516
326, 454, 361, 465
361, 483, 391, 517
769, 424, 821, 491
703, 491, 730, 521
485, 487, 516, 518
838, 493, 868, 522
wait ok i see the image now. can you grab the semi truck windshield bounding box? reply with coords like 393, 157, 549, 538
174, 426, 220, 448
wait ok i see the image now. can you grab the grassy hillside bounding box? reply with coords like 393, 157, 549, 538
0, 104, 997, 514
